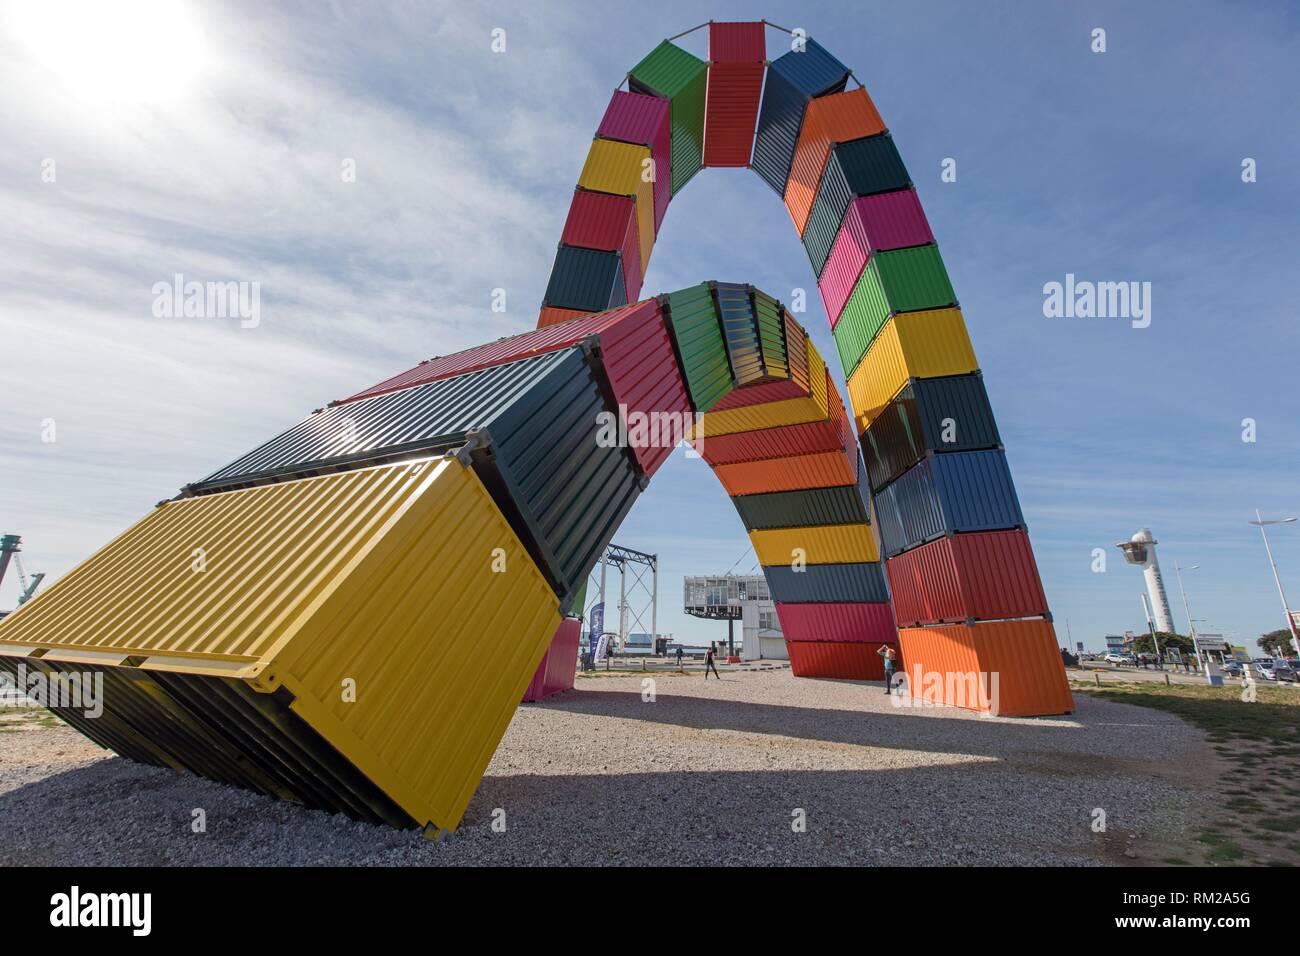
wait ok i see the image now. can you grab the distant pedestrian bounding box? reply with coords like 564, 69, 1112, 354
675, 645, 684, 671
704, 644, 720, 680
878, 645, 897, 694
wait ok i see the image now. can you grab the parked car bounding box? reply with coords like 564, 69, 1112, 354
1271, 663, 1297, 683
1223, 661, 1245, 678
1103, 653, 1128, 665
1254, 661, 1280, 681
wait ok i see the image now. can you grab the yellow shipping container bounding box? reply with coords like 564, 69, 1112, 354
0, 457, 560, 833
750, 522, 880, 565
693, 340, 829, 438
846, 307, 979, 431
579, 138, 655, 277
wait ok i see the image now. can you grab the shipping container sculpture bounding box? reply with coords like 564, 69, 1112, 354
0, 21, 1071, 835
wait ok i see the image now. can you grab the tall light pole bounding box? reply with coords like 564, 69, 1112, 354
1249, 511, 1300, 658
1172, 561, 1200, 667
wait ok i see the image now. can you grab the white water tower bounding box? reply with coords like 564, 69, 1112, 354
1115, 528, 1175, 634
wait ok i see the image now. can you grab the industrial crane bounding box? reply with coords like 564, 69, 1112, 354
0, 534, 45, 610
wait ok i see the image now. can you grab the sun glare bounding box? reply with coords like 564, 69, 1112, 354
11, 0, 209, 106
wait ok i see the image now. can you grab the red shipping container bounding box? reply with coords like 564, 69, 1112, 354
776, 602, 897, 644
787, 640, 892, 681
704, 23, 764, 167
561, 190, 642, 303
521, 617, 582, 702
598, 90, 672, 232
885, 529, 1048, 627
821, 191, 934, 328
701, 415, 852, 467
343, 298, 656, 403
897, 619, 1072, 717
709, 378, 808, 411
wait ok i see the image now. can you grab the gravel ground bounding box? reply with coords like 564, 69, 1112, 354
0, 669, 1212, 866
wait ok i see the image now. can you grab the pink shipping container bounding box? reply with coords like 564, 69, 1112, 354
885, 529, 1049, 627
598, 90, 672, 232
561, 190, 642, 303
776, 602, 898, 644
821, 190, 935, 327
521, 617, 582, 702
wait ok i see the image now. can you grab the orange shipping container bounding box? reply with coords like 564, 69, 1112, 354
896, 619, 1073, 717
538, 306, 590, 327
784, 88, 886, 234
713, 449, 857, 496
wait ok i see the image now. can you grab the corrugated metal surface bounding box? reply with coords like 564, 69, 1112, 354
786, 640, 891, 680
872, 450, 1024, 557
847, 308, 979, 430
544, 245, 627, 313
714, 281, 765, 385
751, 38, 850, 194
713, 449, 856, 496
561, 191, 642, 302
804, 140, 913, 277
776, 602, 897, 644
578, 139, 655, 275
702, 415, 851, 466
752, 289, 789, 380
833, 244, 958, 376
521, 617, 582, 702
342, 299, 653, 404
732, 478, 872, 531
592, 299, 694, 477
703, 22, 764, 167
629, 41, 707, 195
538, 306, 589, 328
0, 457, 563, 829
897, 620, 1073, 716
194, 347, 641, 605
663, 283, 733, 412
597, 91, 672, 231
784, 89, 887, 234
694, 342, 828, 437
751, 522, 879, 565
863, 373, 1001, 491
708, 379, 807, 412
885, 530, 1048, 626
784, 309, 811, 392
763, 561, 889, 604
819, 190, 933, 327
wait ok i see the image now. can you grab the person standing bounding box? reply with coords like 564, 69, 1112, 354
704, 643, 721, 680
675, 644, 684, 672
877, 644, 896, 694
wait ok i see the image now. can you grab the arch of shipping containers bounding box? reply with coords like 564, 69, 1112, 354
0, 21, 1071, 835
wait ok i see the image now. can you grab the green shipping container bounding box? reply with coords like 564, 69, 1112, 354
629, 41, 707, 196
752, 289, 789, 380
832, 244, 957, 376
662, 283, 733, 412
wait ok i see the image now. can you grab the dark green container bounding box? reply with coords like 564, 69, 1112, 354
544, 245, 628, 313
662, 283, 734, 412
629, 41, 706, 196
732, 476, 872, 532
832, 244, 957, 376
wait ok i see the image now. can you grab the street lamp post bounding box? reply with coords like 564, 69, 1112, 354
1248, 511, 1300, 659
1172, 561, 1200, 668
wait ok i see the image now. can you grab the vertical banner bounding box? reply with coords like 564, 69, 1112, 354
589, 602, 605, 661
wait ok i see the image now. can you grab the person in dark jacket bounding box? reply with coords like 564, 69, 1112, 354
704, 643, 721, 680
675, 645, 684, 671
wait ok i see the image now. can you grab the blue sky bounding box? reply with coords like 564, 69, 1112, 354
1, 0, 1297, 651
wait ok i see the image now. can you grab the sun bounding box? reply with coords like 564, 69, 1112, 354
10, 0, 210, 106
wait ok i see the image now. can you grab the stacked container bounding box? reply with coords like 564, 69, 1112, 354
629, 40, 708, 195
751, 38, 850, 195
703, 22, 765, 167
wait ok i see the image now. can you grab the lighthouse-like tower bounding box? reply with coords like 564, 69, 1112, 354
1115, 528, 1175, 634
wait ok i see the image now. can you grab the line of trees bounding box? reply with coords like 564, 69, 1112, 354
1257, 629, 1296, 657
